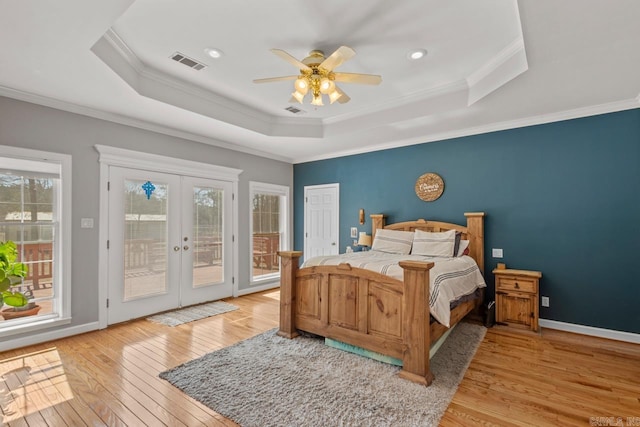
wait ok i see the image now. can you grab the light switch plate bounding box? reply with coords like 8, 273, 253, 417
350, 227, 358, 238
492, 248, 503, 258
81, 218, 94, 228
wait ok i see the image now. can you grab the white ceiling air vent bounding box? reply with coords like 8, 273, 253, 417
285, 106, 306, 114
170, 52, 207, 70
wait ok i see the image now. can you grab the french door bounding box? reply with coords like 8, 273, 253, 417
107, 167, 233, 324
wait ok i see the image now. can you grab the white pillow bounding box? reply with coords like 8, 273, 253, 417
457, 239, 470, 257
371, 229, 414, 255
412, 229, 457, 257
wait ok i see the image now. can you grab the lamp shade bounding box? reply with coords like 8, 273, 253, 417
329, 90, 342, 104
294, 78, 309, 94
311, 93, 324, 106
291, 90, 305, 103
358, 232, 372, 247
319, 78, 335, 94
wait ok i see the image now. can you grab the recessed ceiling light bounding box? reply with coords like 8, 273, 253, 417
204, 48, 223, 59
407, 49, 427, 60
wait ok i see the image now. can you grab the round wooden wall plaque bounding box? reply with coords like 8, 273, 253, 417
415, 173, 444, 202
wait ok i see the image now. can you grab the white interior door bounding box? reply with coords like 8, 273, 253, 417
107, 167, 233, 324
304, 184, 339, 258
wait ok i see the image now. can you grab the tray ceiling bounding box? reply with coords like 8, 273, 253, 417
1, 1, 639, 163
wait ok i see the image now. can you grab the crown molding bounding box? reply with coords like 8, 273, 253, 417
323, 80, 469, 127
0, 86, 292, 163
323, 40, 527, 133
93, 30, 323, 138
293, 97, 640, 164
466, 37, 528, 105
4, 85, 637, 166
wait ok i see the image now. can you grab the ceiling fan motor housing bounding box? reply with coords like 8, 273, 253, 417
302, 50, 326, 67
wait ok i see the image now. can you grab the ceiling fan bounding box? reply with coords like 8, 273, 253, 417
253, 46, 382, 106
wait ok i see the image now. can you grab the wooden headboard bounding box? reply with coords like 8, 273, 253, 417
370, 212, 485, 274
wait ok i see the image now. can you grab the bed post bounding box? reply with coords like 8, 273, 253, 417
277, 251, 302, 339
464, 212, 485, 274
370, 214, 386, 240
398, 260, 435, 386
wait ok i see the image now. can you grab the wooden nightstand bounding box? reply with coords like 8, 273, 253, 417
493, 268, 542, 332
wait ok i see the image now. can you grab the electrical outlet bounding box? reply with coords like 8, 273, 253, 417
353, 239, 358, 247
541, 296, 550, 307
492, 248, 503, 258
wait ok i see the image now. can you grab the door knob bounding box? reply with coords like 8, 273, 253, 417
183, 245, 189, 251
174, 246, 180, 252
332, 242, 336, 246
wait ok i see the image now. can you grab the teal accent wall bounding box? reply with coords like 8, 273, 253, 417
294, 109, 640, 334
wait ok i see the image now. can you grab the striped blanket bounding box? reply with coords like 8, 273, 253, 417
302, 250, 486, 327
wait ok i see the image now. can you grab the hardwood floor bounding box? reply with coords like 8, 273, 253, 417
1, 290, 638, 426
442, 326, 640, 426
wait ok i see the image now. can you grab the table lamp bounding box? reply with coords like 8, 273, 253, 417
357, 232, 372, 251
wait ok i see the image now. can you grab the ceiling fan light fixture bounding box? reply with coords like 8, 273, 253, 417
291, 90, 305, 103
329, 90, 342, 104
319, 78, 335, 94
256, 46, 381, 106
294, 77, 309, 94
311, 93, 324, 106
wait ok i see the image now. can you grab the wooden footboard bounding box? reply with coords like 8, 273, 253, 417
277, 212, 485, 386
278, 251, 437, 386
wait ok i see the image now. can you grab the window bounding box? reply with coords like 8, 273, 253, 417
0, 146, 71, 336
250, 182, 289, 283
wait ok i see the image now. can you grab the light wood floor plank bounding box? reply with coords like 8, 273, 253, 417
73, 330, 214, 427
1, 290, 638, 426
5, 346, 96, 425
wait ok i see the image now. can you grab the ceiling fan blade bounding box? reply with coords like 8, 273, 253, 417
253, 76, 298, 84
334, 72, 382, 85
270, 49, 311, 71
320, 46, 356, 71
335, 86, 351, 104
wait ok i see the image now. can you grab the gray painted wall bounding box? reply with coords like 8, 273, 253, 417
0, 96, 292, 344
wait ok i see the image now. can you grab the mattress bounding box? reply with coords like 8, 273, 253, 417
301, 250, 486, 327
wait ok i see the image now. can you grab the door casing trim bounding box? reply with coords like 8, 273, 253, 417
95, 145, 242, 329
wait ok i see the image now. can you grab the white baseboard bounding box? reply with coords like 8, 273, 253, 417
237, 282, 280, 296
0, 321, 100, 352
539, 319, 640, 344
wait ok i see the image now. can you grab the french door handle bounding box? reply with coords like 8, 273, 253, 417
174, 246, 181, 252
183, 245, 189, 251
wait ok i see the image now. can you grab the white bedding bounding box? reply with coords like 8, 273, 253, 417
301, 250, 486, 327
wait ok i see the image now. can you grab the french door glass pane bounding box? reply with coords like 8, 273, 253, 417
252, 193, 281, 278
192, 186, 223, 287
123, 179, 168, 301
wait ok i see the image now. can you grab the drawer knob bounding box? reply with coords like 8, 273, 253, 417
514, 282, 520, 289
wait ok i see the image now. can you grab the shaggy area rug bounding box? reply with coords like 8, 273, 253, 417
160, 322, 486, 426
146, 301, 238, 326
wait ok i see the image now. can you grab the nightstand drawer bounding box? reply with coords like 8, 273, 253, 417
496, 277, 536, 293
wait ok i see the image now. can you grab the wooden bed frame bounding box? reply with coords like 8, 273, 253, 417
277, 212, 485, 386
